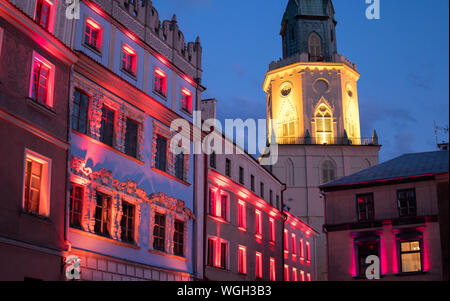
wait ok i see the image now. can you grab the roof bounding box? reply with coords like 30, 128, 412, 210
321, 150, 449, 189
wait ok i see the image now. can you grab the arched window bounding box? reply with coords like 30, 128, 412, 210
315, 104, 334, 144
321, 160, 336, 184
308, 33, 322, 61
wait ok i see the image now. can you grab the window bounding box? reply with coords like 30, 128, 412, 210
269, 218, 275, 243
357, 241, 379, 277
238, 246, 247, 275
300, 270, 305, 281
307, 273, 311, 281
30, 53, 54, 107
35, 0, 53, 30
397, 189, 417, 217
155, 135, 167, 172
154, 68, 167, 97
23, 150, 51, 217
239, 166, 244, 184
124, 118, 138, 158
292, 268, 298, 281
181, 88, 193, 113
220, 241, 228, 269
220, 194, 228, 220
208, 239, 228, 269
174, 220, 185, 257
207, 238, 215, 267
315, 104, 333, 144
153, 213, 166, 252
308, 32, 322, 61
210, 152, 216, 168
0, 27, 4, 57
321, 160, 336, 184
269, 190, 273, 206
255, 210, 262, 239
94, 193, 111, 237
284, 230, 289, 254
300, 239, 305, 260
357, 194, 375, 221
84, 18, 102, 51
306, 241, 311, 262
120, 201, 135, 243
284, 265, 290, 281
69, 183, 84, 229
225, 159, 231, 177
175, 152, 185, 181
72, 90, 89, 134
255, 252, 263, 279
276, 195, 280, 210
251, 175, 255, 192
260, 182, 264, 198
99, 106, 115, 147
270, 258, 276, 281
121, 44, 137, 76
238, 201, 246, 231
292, 234, 297, 258
209, 188, 216, 217
400, 241, 422, 273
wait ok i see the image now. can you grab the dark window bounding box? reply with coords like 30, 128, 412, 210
276, 195, 280, 210
155, 135, 167, 172
225, 159, 231, 177
173, 220, 185, 257
153, 213, 165, 252
69, 183, 84, 229
397, 189, 417, 217
260, 182, 265, 198
120, 201, 135, 243
207, 238, 214, 267
72, 90, 89, 134
357, 194, 375, 221
220, 242, 227, 269
210, 152, 216, 168
24, 159, 42, 214
94, 193, 111, 237
175, 152, 185, 181
220, 195, 228, 220
357, 241, 379, 277
209, 188, 216, 216
270, 190, 273, 206
251, 175, 255, 192
35, 0, 51, 30
400, 240, 422, 273
99, 106, 115, 147
125, 118, 138, 158
239, 167, 244, 184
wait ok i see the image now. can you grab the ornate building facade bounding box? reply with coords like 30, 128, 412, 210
264, 0, 381, 280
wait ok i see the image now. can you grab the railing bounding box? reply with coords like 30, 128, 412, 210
275, 137, 379, 146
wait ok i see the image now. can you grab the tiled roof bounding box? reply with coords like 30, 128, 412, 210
321, 150, 449, 189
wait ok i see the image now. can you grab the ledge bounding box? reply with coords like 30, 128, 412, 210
208, 215, 230, 225
19, 210, 52, 224
25, 97, 57, 118
148, 249, 188, 261
151, 167, 191, 186
69, 228, 141, 250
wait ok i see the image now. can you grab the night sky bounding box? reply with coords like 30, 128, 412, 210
153, 0, 450, 162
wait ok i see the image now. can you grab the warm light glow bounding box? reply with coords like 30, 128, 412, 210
270, 258, 276, 281
256, 252, 263, 279
155, 68, 166, 78
238, 246, 247, 275
181, 88, 192, 96
86, 18, 101, 30
122, 44, 136, 55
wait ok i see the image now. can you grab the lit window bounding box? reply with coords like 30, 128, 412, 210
400, 241, 422, 273
23, 150, 51, 217
307, 273, 311, 281
269, 218, 275, 243
397, 189, 417, 217
357, 193, 375, 221
284, 229, 289, 254
69, 183, 84, 229
270, 258, 276, 281
121, 45, 137, 75
155, 135, 167, 172
99, 106, 115, 147
208, 238, 228, 269
306, 241, 311, 263
120, 201, 135, 243
300, 239, 305, 260
292, 268, 298, 281
256, 252, 263, 279
94, 192, 112, 237
219, 194, 228, 221
153, 212, 166, 252
292, 234, 297, 259
238, 201, 246, 231
72, 90, 89, 134
125, 118, 139, 158
154, 68, 167, 97
174, 220, 185, 257
84, 18, 102, 51
35, 0, 53, 31
255, 210, 263, 239
30, 52, 55, 107
315, 104, 333, 144
209, 188, 216, 217
284, 265, 290, 281
300, 270, 305, 281
238, 246, 247, 275
181, 88, 193, 113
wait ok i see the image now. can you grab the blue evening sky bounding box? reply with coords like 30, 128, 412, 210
153, 0, 449, 162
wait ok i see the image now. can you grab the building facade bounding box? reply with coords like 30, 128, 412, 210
321, 150, 449, 281
0, 0, 77, 280
263, 0, 380, 280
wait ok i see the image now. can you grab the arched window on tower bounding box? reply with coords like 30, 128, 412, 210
321, 160, 336, 184
308, 33, 322, 61
315, 104, 334, 145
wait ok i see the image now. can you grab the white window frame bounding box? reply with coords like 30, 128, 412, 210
34, 0, 58, 34
22, 149, 52, 217
29, 51, 56, 107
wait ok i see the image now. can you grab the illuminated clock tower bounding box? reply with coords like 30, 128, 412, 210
263, 0, 381, 280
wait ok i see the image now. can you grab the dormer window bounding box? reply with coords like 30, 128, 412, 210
121, 44, 137, 76
84, 19, 102, 51
35, 0, 53, 31
154, 68, 167, 97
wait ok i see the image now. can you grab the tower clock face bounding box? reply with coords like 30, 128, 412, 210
280, 82, 292, 97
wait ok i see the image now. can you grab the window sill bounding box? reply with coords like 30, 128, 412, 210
153, 90, 167, 100
238, 227, 247, 233
255, 234, 263, 241
69, 228, 141, 250
26, 97, 56, 117
208, 215, 230, 224
82, 43, 103, 57
20, 210, 52, 223
181, 108, 193, 117
151, 167, 191, 186
148, 249, 188, 261
395, 271, 427, 277
121, 68, 137, 81
72, 130, 145, 165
